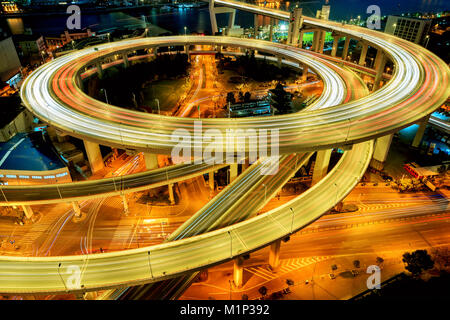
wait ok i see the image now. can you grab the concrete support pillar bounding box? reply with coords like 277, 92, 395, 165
185, 45, 190, 61
22, 205, 33, 219
209, 0, 218, 34
317, 30, 325, 53
373, 52, 386, 91
342, 37, 351, 60
373, 134, 394, 163
122, 53, 129, 68
277, 56, 282, 68
253, 14, 259, 38
84, 140, 104, 174
312, 31, 319, 51
269, 239, 281, 270
312, 149, 332, 185
412, 115, 430, 148
227, 9, 236, 29
96, 61, 103, 79
209, 171, 215, 190
269, 19, 274, 42
374, 49, 384, 70
359, 42, 368, 66
72, 202, 82, 217
331, 36, 339, 57
144, 153, 158, 170
121, 194, 129, 215
230, 163, 238, 182
233, 256, 244, 288
287, 8, 303, 46
168, 183, 175, 205
56, 130, 67, 143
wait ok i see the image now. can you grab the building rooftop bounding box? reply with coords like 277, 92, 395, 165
12, 33, 43, 42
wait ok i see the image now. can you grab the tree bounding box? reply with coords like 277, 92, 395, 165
258, 286, 268, 296
269, 82, 292, 114
244, 91, 251, 102
402, 250, 434, 276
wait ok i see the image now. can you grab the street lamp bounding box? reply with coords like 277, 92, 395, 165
424, 35, 430, 48
154, 98, 160, 114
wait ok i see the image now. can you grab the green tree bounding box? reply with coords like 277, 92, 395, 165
226, 92, 235, 104
402, 250, 434, 276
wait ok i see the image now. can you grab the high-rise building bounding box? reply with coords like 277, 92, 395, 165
384, 15, 431, 45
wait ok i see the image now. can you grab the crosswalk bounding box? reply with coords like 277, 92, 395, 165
244, 256, 330, 281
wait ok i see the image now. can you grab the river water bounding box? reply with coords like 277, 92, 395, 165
3, 1, 447, 37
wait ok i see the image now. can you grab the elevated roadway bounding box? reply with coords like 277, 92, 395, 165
20, 35, 448, 155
